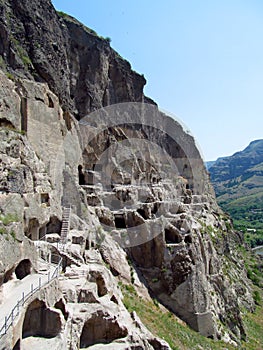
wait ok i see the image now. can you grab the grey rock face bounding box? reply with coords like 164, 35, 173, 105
0, 0, 256, 348
0, 0, 147, 119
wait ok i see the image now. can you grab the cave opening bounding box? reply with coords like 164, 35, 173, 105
137, 208, 148, 220
165, 228, 182, 244
25, 218, 39, 241
54, 299, 68, 320
95, 275, 107, 297
40, 193, 50, 206
22, 299, 61, 339
80, 312, 128, 348
114, 214, 126, 229
184, 235, 192, 244
78, 165, 85, 185
46, 216, 62, 234
15, 259, 32, 280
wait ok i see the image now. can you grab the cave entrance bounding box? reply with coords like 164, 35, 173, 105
165, 228, 182, 244
41, 193, 50, 206
25, 218, 39, 241
22, 299, 61, 339
80, 311, 128, 348
15, 259, 32, 280
46, 216, 62, 234
114, 214, 126, 229
78, 165, 85, 185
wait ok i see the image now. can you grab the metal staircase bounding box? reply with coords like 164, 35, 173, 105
61, 206, 71, 245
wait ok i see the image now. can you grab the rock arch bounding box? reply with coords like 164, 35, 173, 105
80, 311, 128, 348
22, 299, 62, 339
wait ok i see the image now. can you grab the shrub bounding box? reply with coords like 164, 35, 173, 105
253, 290, 261, 305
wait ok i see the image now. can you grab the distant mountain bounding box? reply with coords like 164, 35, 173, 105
205, 161, 216, 170
209, 140, 263, 246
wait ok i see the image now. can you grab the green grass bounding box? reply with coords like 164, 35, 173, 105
0, 213, 19, 225
0, 227, 8, 235
56, 10, 68, 18
120, 283, 236, 350
5, 72, 15, 81
242, 301, 263, 350
217, 191, 263, 247
120, 253, 263, 350
0, 227, 16, 240
56, 10, 98, 36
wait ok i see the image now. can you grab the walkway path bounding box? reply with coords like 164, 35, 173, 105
0, 259, 59, 337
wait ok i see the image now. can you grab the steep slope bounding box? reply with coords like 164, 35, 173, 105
0, 0, 149, 119
209, 140, 263, 246
0, 0, 257, 348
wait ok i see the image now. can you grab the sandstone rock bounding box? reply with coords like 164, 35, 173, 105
0, 0, 256, 347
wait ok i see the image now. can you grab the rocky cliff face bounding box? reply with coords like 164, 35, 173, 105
0, 0, 255, 349
0, 0, 148, 118
209, 140, 263, 238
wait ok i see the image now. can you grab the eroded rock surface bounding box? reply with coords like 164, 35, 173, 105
0, 0, 256, 349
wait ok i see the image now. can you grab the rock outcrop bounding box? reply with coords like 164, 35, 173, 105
0, 0, 256, 349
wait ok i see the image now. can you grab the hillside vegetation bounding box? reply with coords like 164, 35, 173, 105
209, 140, 263, 247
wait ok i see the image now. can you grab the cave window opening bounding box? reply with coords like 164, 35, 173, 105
184, 235, 192, 244
0, 118, 15, 129
151, 202, 160, 215
41, 193, 50, 206
137, 208, 148, 220
25, 218, 39, 240
114, 215, 126, 229
46, 216, 62, 234
165, 228, 182, 244
85, 239, 95, 250
78, 165, 85, 185
22, 299, 61, 339
54, 299, 69, 320
15, 259, 32, 280
79, 312, 128, 348
95, 275, 107, 297
63, 111, 72, 131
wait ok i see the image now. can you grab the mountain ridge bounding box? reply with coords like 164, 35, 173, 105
0, 0, 260, 348
209, 139, 263, 247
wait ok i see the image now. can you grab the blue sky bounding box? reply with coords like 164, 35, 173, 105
52, 0, 263, 161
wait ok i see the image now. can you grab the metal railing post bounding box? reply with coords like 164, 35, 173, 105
0, 254, 62, 340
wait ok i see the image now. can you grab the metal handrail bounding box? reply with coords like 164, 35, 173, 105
0, 254, 62, 338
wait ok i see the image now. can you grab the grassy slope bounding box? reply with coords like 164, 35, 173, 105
120, 246, 263, 350
121, 283, 263, 350
209, 140, 263, 248
218, 192, 263, 247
